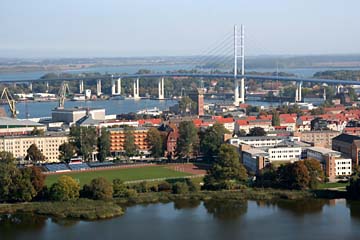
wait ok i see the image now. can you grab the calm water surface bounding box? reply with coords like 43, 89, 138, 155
1, 199, 360, 240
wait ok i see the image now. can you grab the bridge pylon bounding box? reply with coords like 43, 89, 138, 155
233, 24, 245, 106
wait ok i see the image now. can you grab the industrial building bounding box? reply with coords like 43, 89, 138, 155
52, 107, 105, 124
0, 117, 46, 136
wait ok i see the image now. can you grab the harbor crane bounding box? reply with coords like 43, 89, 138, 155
58, 81, 71, 109
0, 87, 17, 118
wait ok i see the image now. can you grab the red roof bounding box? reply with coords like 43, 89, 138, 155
138, 119, 162, 125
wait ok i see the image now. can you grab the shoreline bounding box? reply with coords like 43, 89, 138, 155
0, 188, 347, 221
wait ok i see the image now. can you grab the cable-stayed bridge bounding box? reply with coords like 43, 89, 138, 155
2, 25, 359, 105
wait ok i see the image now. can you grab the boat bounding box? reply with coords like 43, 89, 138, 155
136, 107, 162, 116
72, 94, 86, 101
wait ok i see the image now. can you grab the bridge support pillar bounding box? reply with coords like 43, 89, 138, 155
295, 81, 302, 102
158, 77, 164, 100
111, 78, 116, 95
79, 80, 84, 94
336, 85, 343, 94
29, 82, 32, 92
96, 79, 102, 96
133, 78, 140, 99
117, 78, 121, 95
112, 78, 121, 96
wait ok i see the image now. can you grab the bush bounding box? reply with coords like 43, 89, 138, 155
86, 177, 113, 201
50, 176, 80, 201
134, 181, 150, 193
185, 179, 200, 192
124, 189, 138, 198
113, 179, 127, 198
158, 181, 172, 192
172, 182, 189, 194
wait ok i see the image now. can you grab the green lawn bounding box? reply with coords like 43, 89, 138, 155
45, 166, 192, 187
318, 182, 349, 189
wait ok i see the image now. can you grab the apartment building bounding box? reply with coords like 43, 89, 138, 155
108, 127, 150, 155
0, 134, 68, 163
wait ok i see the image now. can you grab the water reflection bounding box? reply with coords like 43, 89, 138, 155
347, 201, 360, 220
173, 199, 201, 210
0, 213, 46, 232
274, 199, 329, 216
203, 200, 248, 220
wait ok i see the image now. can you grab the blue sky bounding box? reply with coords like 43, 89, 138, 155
0, 0, 359, 57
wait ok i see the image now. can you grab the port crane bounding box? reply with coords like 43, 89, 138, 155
58, 81, 71, 109
0, 87, 17, 118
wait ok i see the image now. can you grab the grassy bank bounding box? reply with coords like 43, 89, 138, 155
115, 188, 315, 206
45, 166, 192, 187
0, 188, 344, 221
0, 199, 123, 220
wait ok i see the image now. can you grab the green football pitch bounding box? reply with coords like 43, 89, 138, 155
45, 166, 192, 186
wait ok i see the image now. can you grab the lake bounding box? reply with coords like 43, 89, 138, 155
1, 199, 360, 240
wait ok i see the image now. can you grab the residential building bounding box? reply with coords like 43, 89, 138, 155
0, 134, 68, 163
108, 127, 150, 155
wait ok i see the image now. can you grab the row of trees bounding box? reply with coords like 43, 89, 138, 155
48, 175, 200, 202
59, 126, 110, 162
255, 159, 325, 190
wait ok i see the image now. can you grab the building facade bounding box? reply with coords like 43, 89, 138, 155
0, 134, 68, 163
109, 127, 150, 155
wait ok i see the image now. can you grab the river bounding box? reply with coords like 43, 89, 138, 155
1, 199, 360, 240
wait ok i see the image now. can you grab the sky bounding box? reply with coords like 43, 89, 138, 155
0, 0, 360, 58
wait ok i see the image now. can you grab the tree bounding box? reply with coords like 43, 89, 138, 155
248, 127, 266, 136
200, 123, 229, 161
271, 111, 280, 126
278, 162, 310, 190
31, 127, 44, 136
97, 128, 110, 162
59, 143, 76, 163
172, 182, 189, 194
178, 96, 196, 115
70, 126, 98, 161
204, 144, 248, 190
255, 164, 278, 188
26, 144, 45, 163
0, 152, 20, 202
10, 168, 37, 202
176, 121, 199, 161
347, 170, 360, 200
0, 153, 43, 202
27, 166, 45, 193
303, 159, 324, 189
85, 177, 113, 201
124, 128, 137, 158
147, 128, 164, 159
50, 175, 80, 201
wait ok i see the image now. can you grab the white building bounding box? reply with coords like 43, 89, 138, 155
0, 134, 69, 163
307, 147, 352, 177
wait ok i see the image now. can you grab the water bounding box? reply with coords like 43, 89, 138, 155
13, 99, 177, 119
1, 65, 360, 81
0, 64, 195, 81
1, 199, 360, 240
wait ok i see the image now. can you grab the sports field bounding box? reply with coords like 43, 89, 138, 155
45, 166, 192, 187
